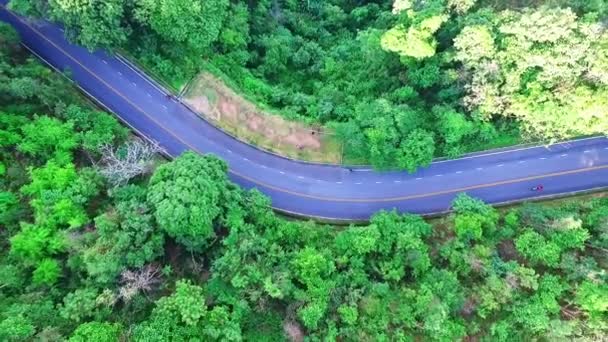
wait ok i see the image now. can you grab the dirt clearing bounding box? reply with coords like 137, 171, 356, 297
182, 72, 342, 163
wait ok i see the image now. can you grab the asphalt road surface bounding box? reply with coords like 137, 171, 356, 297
2, 3, 608, 221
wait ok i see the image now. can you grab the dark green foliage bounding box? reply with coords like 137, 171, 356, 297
84, 185, 164, 284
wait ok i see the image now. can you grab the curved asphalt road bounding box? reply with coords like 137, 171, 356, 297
2, 3, 608, 221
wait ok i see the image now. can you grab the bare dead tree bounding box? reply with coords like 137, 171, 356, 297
283, 320, 305, 342
98, 138, 164, 187
118, 264, 161, 302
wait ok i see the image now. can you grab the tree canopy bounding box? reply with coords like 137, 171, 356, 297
1, 4, 607, 342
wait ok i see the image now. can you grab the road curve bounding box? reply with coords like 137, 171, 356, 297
2, 3, 608, 221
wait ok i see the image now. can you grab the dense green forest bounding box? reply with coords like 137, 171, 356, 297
8, 0, 608, 170
1, 22, 608, 340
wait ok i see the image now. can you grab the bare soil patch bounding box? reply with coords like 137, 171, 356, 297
183, 72, 342, 163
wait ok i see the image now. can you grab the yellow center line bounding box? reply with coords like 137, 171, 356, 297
7, 8, 608, 205
236, 164, 608, 202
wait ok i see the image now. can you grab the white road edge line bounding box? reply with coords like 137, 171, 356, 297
416, 177, 423, 180
455, 171, 463, 174
430, 136, 605, 164
115, 53, 168, 95
561, 154, 568, 157
584, 150, 592, 153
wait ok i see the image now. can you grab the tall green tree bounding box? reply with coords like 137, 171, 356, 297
147, 151, 233, 251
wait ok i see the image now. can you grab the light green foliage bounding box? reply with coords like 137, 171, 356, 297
69, 322, 123, 342
10, 223, 65, 265
455, 7, 608, 140
381, 16, 447, 59
548, 216, 590, 250
32, 258, 61, 286
293, 247, 335, 287
292, 248, 334, 329
455, 214, 484, 240
515, 230, 562, 267
147, 152, 231, 251
515, 213, 590, 267
21, 161, 101, 228
158, 280, 206, 326
453, 25, 495, 65
382, 0, 450, 60
0, 315, 35, 341
18, 115, 79, 164
298, 301, 328, 330
576, 281, 608, 318
338, 305, 358, 325
0, 112, 28, 148
448, 0, 477, 14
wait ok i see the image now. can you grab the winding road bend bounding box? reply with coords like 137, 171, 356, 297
2, 3, 608, 221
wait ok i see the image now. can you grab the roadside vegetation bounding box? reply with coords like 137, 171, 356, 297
1, 23, 608, 340
8, 0, 608, 170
